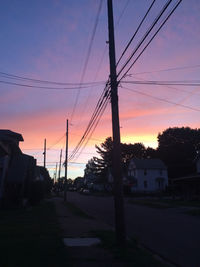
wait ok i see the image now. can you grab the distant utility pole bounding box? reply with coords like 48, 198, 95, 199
64, 119, 69, 202
107, 0, 126, 245
43, 138, 46, 168
58, 149, 62, 180
54, 162, 58, 183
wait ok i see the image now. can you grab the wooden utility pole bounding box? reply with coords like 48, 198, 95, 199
43, 138, 46, 168
54, 162, 58, 183
107, 0, 126, 245
58, 149, 62, 180
64, 119, 68, 202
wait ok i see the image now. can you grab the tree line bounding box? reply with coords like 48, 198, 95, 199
84, 127, 200, 180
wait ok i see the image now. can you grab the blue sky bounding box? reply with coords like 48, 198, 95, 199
1, 0, 200, 178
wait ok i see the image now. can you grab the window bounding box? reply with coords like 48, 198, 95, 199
130, 170, 135, 177
144, 181, 147, 188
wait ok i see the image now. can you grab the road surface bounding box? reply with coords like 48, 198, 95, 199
66, 192, 200, 267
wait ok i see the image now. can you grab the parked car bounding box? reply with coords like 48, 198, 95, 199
82, 189, 90, 195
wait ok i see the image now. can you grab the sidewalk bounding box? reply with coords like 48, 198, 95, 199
53, 197, 125, 267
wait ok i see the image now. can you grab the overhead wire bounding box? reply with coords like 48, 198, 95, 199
67, 0, 181, 164
67, 0, 132, 163
72, 90, 110, 162
70, 0, 103, 123
121, 79, 200, 86
129, 64, 200, 76
116, 0, 156, 67
124, 74, 200, 95
121, 86, 200, 112
73, 0, 132, 134
115, 0, 131, 26
117, 0, 173, 78
68, 87, 110, 161
37, 1, 183, 170
118, 0, 182, 81
68, 84, 110, 161
47, 134, 65, 150
0, 71, 104, 86
0, 80, 104, 90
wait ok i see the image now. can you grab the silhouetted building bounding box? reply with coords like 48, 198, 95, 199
0, 130, 37, 206
173, 157, 200, 199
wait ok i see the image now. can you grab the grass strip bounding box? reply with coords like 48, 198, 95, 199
91, 230, 167, 266
129, 198, 200, 209
0, 201, 68, 267
64, 201, 94, 219
128, 199, 172, 209
184, 208, 200, 216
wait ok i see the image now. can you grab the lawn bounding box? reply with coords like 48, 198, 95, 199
128, 198, 200, 209
128, 199, 173, 209
64, 201, 94, 219
92, 230, 167, 267
184, 208, 200, 216
0, 201, 68, 267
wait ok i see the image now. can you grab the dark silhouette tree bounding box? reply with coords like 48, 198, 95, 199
87, 137, 157, 180
84, 157, 102, 177
121, 142, 146, 164
157, 127, 200, 178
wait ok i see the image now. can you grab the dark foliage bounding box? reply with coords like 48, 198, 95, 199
85, 137, 157, 182
157, 127, 200, 178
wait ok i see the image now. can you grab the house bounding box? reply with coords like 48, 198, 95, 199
0, 130, 24, 203
128, 158, 168, 192
173, 156, 200, 199
0, 129, 49, 207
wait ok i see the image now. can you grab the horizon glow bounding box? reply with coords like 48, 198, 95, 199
1, 0, 200, 179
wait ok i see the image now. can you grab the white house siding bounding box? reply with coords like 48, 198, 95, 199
135, 169, 168, 191
128, 159, 168, 192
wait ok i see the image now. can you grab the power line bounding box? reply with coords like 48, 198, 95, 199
69, 132, 105, 142
117, 0, 173, 78
47, 134, 65, 150
129, 64, 200, 76
0, 80, 104, 90
0, 71, 104, 86
121, 86, 200, 112
37, 161, 87, 165
115, 0, 131, 26
118, 0, 182, 81
68, 88, 110, 161
68, 84, 110, 161
116, 0, 156, 67
121, 80, 200, 86
70, 0, 103, 123
73, 93, 110, 162
125, 74, 200, 95
73, 0, 131, 132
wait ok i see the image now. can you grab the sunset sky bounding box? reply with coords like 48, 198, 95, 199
1, 0, 200, 179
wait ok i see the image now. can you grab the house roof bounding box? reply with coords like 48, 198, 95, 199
0, 130, 24, 142
130, 158, 167, 169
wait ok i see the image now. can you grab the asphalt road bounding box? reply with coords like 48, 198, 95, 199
67, 192, 200, 267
